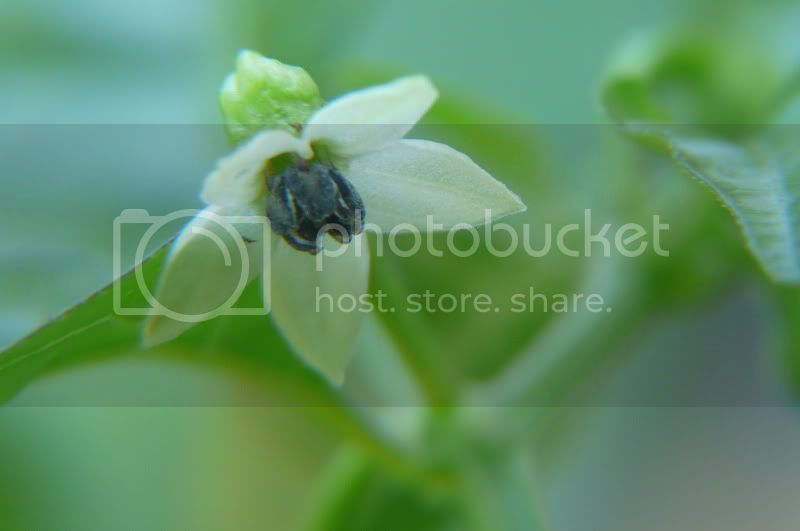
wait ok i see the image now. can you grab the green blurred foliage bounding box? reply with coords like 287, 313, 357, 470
3, 0, 800, 530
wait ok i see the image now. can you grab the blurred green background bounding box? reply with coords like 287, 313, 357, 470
2, 0, 800, 529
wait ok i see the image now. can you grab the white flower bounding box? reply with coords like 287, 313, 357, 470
145, 75, 526, 383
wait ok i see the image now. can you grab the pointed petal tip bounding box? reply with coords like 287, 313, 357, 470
401, 74, 439, 99
318, 364, 347, 387
385, 74, 439, 116
511, 192, 528, 213
141, 316, 178, 350
484, 175, 528, 221
303, 75, 439, 159
347, 138, 527, 230
268, 238, 367, 387
489, 194, 527, 224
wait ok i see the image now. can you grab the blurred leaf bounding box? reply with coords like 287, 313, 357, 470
600, 119, 800, 284
0, 247, 331, 405
775, 286, 800, 398
0, 245, 427, 482
0, 249, 167, 404
227, 0, 380, 77
0, 406, 339, 531
302, 446, 460, 531
602, 26, 781, 136
458, 449, 548, 531
362, 81, 584, 401
602, 24, 800, 284
669, 134, 800, 283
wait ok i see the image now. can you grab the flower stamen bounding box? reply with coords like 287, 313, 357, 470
267, 161, 366, 254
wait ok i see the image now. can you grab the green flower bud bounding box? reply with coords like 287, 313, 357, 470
220, 50, 323, 145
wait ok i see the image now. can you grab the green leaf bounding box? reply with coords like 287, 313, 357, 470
601, 25, 800, 284
770, 286, 800, 403
0, 248, 167, 404
668, 134, 800, 283
601, 105, 800, 284
300, 445, 462, 531
601, 27, 780, 133
458, 449, 549, 531
775, 286, 800, 399
0, 246, 329, 405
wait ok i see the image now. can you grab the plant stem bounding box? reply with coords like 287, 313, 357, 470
463, 254, 647, 441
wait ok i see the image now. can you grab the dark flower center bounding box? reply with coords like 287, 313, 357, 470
266, 161, 366, 254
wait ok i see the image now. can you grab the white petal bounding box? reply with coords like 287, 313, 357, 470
346, 139, 526, 230
303, 76, 438, 159
144, 204, 269, 346
267, 235, 370, 384
201, 129, 311, 207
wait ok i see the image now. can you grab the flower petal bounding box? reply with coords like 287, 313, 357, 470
345, 139, 526, 230
144, 204, 269, 346
303, 76, 438, 159
201, 129, 311, 207
267, 235, 370, 384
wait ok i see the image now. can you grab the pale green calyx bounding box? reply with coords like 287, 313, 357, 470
220, 50, 324, 144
